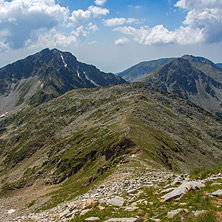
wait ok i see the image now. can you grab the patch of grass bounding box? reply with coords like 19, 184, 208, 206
191, 212, 216, 222
26, 200, 36, 208
190, 163, 222, 179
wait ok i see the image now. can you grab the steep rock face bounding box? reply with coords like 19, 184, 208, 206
118, 58, 174, 82
140, 56, 222, 118
0, 83, 221, 206
0, 48, 125, 115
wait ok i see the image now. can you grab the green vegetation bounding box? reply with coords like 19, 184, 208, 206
0, 83, 222, 213
190, 163, 222, 179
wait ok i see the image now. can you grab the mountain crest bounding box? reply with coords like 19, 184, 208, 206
0, 48, 126, 116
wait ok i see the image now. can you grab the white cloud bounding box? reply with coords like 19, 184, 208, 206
104, 17, 139, 26
0, 0, 69, 49
87, 23, 98, 32
114, 25, 204, 45
88, 6, 109, 17
115, 0, 222, 45
26, 25, 90, 49
115, 37, 129, 45
94, 0, 107, 6
175, 0, 222, 43
70, 9, 91, 24
26, 28, 78, 49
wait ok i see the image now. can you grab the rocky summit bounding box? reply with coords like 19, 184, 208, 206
0, 82, 222, 221
0, 48, 125, 116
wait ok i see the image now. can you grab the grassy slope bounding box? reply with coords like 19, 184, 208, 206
0, 83, 222, 209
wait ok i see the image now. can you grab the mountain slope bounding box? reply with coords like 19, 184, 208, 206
0, 48, 125, 116
216, 63, 222, 69
118, 58, 174, 82
0, 83, 221, 210
140, 56, 222, 118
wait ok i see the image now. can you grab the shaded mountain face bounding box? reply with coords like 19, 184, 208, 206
118, 58, 174, 82
0, 83, 221, 207
140, 56, 222, 118
216, 63, 222, 69
0, 48, 125, 115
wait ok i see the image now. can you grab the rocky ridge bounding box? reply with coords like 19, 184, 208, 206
4, 162, 222, 222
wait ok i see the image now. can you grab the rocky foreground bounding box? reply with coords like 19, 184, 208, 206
2, 163, 221, 222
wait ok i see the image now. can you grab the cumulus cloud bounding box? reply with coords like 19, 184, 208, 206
175, 0, 222, 43
115, 0, 222, 45
70, 9, 91, 24
94, 0, 107, 6
27, 25, 90, 49
0, 0, 110, 51
115, 37, 129, 45
0, 0, 69, 49
87, 23, 98, 32
88, 6, 109, 17
114, 25, 204, 45
104, 17, 139, 26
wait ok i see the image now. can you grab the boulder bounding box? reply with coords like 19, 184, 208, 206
162, 181, 205, 202
107, 196, 125, 207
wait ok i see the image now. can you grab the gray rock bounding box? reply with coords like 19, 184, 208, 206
59, 209, 70, 218
171, 175, 185, 186
85, 217, 100, 221
160, 187, 175, 194
127, 189, 137, 194
124, 206, 139, 211
80, 209, 91, 216
211, 189, 222, 196
162, 181, 205, 202
104, 218, 138, 222
107, 196, 125, 207
99, 198, 107, 205
167, 208, 187, 218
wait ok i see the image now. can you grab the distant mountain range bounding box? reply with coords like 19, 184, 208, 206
119, 55, 222, 118
118, 58, 174, 82
0, 48, 125, 116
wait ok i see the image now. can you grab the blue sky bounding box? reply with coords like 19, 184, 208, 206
0, 0, 221, 72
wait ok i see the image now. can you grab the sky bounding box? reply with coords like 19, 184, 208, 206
0, 0, 222, 73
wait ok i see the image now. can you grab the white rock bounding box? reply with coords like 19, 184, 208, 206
8, 209, 15, 214
162, 181, 205, 202
59, 209, 70, 218
124, 206, 139, 211
167, 208, 187, 218
80, 209, 91, 216
85, 217, 100, 221
171, 175, 185, 186
107, 196, 125, 207
211, 189, 222, 196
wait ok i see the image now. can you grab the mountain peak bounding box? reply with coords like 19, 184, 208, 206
0, 49, 126, 115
